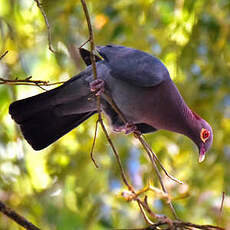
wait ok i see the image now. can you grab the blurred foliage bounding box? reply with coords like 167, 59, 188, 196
0, 0, 230, 229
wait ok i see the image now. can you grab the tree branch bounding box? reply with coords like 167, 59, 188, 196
0, 201, 40, 230
103, 91, 179, 218
0, 76, 64, 88
0, 50, 9, 60
115, 221, 224, 230
80, 0, 135, 195
77, 4, 224, 225
142, 221, 225, 230
90, 119, 100, 168
77, 1, 223, 228
34, 0, 55, 53
80, 0, 97, 80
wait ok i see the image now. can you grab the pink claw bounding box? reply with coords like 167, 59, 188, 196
124, 122, 141, 135
113, 126, 124, 133
112, 122, 140, 135
90, 79, 105, 96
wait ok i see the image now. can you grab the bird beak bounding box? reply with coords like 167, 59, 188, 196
199, 144, 206, 163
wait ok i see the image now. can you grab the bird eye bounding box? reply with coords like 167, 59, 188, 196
200, 128, 210, 143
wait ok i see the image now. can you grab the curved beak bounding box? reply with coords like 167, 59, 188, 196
199, 144, 206, 163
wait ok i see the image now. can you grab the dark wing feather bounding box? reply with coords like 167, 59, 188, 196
79, 48, 102, 66
79, 45, 170, 87
97, 45, 170, 87
136, 123, 157, 134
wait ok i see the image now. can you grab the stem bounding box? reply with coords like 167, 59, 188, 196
0, 201, 40, 230
34, 0, 55, 53
0, 50, 9, 60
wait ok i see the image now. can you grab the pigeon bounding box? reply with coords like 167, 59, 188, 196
9, 45, 213, 162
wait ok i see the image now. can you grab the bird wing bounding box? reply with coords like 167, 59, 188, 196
98, 45, 170, 87
79, 46, 170, 87
136, 123, 158, 134
79, 48, 102, 66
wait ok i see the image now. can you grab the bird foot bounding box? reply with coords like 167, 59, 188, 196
90, 79, 105, 96
113, 121, 141, 135
112, 126, 124, 133
124, 121, 141, 135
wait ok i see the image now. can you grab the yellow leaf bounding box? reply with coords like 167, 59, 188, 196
95, 14, 108, 29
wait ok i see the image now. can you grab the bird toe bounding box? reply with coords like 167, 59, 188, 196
90, 79, 105, 96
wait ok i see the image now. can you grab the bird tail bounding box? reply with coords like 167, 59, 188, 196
9, 87, 96, 150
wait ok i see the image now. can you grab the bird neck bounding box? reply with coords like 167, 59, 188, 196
183, 109, 202, 146
169, 99, 202, 147
160, 80, 201, 144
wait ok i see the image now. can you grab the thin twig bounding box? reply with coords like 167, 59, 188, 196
79, 38, 90, 48
172, 221, 225, 230
115, 221, 224, 230
34, 0, 55, 53
148, 185, 170, 200
137, 135, 178, 219
218, 192, 225, 226
80, 0, 136, 205
0, 77, 64, 87
34, 82, 48, 91
140, 196, 158, 219
99, 117, 135, 193
103, 91, 179, 218
80, 0, 103, 154
137, 200, 155, 226
0, 201, 40, 230
143, 136, 183, 184
103, 93, 127, 122
80, 0, 135, 201
0, 50, 9, 60
80, 0, 97, 80
138, 220, 225, 230
79, 1, 223, 229
80, 0, 104, 172
219, 192, 225, 214
90, 119, 99, 168
135, 196, 174, 227
104, 92, 182, 184
81, 0, 135, 197
142, 223, 224, 230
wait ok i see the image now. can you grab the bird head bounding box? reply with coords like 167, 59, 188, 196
192, 116, 213, 163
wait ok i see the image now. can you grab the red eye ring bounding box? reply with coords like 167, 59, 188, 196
203, 131, 209, 138
200, 128, 210, 143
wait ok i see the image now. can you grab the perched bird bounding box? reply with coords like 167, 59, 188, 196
9, 45, 213, 162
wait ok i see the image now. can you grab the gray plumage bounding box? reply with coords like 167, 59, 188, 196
9, 45, 213, 161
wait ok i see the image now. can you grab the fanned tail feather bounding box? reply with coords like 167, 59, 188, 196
9, 87, 96, 150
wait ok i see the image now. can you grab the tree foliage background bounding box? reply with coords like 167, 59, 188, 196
0, 0, 230, 229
